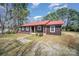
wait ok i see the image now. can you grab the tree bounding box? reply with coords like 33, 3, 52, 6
43, 12, 59, 20
11, 3, 29, 32
12, 4, 29, 25
0, 3, 30, 33
0, 3, 8, 34
43, 8, 79, 31
0, 15, 5, 34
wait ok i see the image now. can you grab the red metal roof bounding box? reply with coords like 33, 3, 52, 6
21, 20, 50, 26
21, 20, 64, 27
47, 20, 64, 25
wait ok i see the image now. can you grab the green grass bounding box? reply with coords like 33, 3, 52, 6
0, 33, 30, 40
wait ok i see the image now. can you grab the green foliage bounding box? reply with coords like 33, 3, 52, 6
43, 8, 68, 20
9, 3, 30, 32
70, 21, 79, 31
44, 12, 59, 20
12, 3, 29, 25
36, 33, 43, 37
43, 8, 79, 32
68, 9, 79, 21
5, 30, 16, 34
0, 4, 29, 34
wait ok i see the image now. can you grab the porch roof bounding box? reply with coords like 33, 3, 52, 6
21, 20, 50, 26
21, 20, 64, 27
46, 20, 64, 25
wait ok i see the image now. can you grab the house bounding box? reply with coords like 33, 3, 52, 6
18, 20, 64, 35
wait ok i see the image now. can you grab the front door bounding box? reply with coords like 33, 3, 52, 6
31, 26, 34, 32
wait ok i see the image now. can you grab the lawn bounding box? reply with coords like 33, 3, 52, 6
0, 34, 30, 40
0, 32, 79, 56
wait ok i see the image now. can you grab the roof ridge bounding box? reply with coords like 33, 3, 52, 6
45, 20, 51, 25
21, 20, 64, 27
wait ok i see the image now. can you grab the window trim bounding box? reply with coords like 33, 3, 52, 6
26, 27, 29, 31
50, 26, 55, 32
19, 27, 21, 31
22, 27, 25, 31
37, 26, 42, 31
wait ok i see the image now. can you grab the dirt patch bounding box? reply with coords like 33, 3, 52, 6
17, 37, 32, 44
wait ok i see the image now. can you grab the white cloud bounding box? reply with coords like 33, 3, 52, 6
27, 16, 43, 22
33, 16, 42, 19
32, 3, 40, 8
49, 3, 68, 10
47, 11, 51, 14
49, 3, 61, 8
54, 4, 68, 10
33, 16, 43, 21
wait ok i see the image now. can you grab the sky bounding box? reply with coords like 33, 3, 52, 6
0, 3, 79, 22
27, 3, 79, 22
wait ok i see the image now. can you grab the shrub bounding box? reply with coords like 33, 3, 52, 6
5, 31, 16, 34
36, 33, 43, 37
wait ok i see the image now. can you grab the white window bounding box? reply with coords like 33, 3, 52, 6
26, 27, 29, 31
19, 28, 21, 31
50, 26, 55, 32
37, 26, 41, 31
22, 27, 25, 31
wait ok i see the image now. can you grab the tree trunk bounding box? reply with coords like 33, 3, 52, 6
0, 15, 4, 34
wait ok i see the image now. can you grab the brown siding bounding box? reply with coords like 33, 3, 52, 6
45, 25, 61, 35
18, 25, 62, 35
35, 25, 43, 33
43, 26, 46, 33
18, 26, 30, 34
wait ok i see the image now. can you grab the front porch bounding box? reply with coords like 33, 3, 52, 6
18, 25, 45, 35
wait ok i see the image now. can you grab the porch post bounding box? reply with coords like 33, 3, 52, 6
34, 26, 35, 33
30, 26, 32, 33
43, 26, 46, 35
21, 27, 22, 31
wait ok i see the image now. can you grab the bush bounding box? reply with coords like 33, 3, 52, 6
36, 33, 43, 36
5, 31, 16, 34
